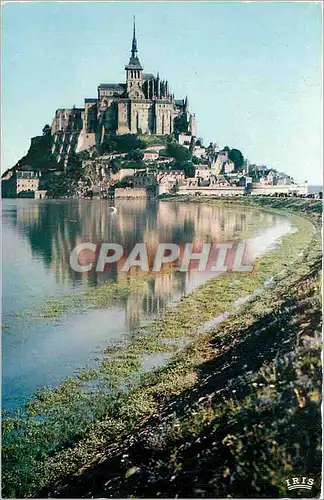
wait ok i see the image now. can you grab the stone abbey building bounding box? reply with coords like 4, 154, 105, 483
51, 20, 196, 162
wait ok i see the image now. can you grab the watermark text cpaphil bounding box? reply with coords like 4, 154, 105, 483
70, 241, 255, 273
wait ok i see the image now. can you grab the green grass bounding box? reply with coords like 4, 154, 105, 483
161, 194, 323, 215
138, 134, 169, 146
40, 275, 149, 318
2, 197, 322, 498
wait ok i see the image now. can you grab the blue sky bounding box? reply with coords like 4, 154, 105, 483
2, 2, 322, 183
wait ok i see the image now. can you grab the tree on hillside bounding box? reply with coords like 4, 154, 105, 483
15, 132, 57, 173
170, 160, 195, 178
206, 143, 218, 164
77, 150, 91, 161
113, 177, 134, 189
192, 155, 201, 165
47, 173, 77, 198
102, 134, 146, 154
229, 148, 244, 171
120, 160, 144, 170
183, 162, 195, 178
47, 152, 92, 198
173, 114, 189, 135
42, 124, 51, 136
166, 143, 191, 163
110, 158, 122, 174
126, 149, 144, 162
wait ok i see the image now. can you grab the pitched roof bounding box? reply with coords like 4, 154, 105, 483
125, 56, 143, 70
99, 83, 125, 90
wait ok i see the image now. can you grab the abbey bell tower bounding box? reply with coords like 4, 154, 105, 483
125, 17, 144, 97
66, 17, 195, 146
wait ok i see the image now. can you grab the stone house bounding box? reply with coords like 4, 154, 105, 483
178, 134, 193, 149
143, 151, 159, 161
2, 170, 40, 197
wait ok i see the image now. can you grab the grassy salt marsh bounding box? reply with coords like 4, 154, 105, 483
2, 197, 322, 498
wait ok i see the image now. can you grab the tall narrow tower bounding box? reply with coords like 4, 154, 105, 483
125, 17, 144, 96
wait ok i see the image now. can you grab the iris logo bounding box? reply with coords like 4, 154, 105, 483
285, 476, 314, 491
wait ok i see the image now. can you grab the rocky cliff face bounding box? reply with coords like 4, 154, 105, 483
2, 130, 62, 180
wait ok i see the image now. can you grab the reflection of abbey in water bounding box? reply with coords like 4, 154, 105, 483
14, 201, 276, 329
51, 19, 195, 157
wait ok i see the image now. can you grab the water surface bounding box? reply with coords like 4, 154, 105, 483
2, 199, 292, 410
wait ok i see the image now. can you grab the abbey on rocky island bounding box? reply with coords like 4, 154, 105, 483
50, 19, 196, 162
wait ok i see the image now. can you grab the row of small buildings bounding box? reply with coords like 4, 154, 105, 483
2, 133, 309, 199
1, 170, 47, 199
110, 135, 309, 198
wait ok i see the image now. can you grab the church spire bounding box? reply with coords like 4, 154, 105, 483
125, 16, 143, 91
131, 16, 138, 58
126, 16, 142, 70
